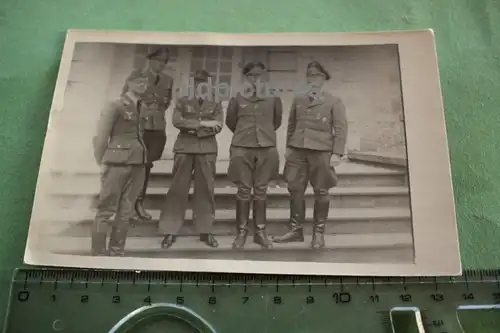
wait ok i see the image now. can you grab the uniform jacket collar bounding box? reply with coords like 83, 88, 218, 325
306, 89, 327, 108
186, 96, 215, 110
238, 91, 266, 103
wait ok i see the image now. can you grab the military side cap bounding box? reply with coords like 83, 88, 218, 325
306, 61, 331, 80
147, 46, 170, 60
193, 69, 212, 81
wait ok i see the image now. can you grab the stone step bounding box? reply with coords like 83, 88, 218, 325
45, 233, 414, 264
49, 160, 408, 188
51, 207, 412, 237
52, 186, 410, 210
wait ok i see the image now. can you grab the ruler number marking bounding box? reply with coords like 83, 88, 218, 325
369, 295, 380, 303
273, 296, 282, 305
306, 296, 315, 304
242, 296, 249, 304
333, 292, 351, 304
81, 295, 89, 303
431, 293, 444, 302
492, 292, 500, 303
17, 291, 30, 302
208, 296, 217, 305
400, 293, 412, 302
112, 295, 120, 304
176, 296, 184, 305
144, 296, 151, 305
462, 292, 474, 300
51, 294, 56, 302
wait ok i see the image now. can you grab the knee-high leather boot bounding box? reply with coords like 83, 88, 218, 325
91, 231, 108, 256
272, 195, 305, 243
108, 223, 130, 256
91, 218, 108, 256
253, 200, 273, 249
135, 165, 152, 220
311, 199, 329, 249
232, 200, 251, 249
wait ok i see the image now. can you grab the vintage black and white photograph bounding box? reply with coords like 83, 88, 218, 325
24, 30, 460, 276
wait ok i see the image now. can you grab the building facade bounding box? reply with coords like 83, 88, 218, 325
52, 43, 406, 172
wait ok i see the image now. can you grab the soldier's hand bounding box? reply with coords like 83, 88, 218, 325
100, 164, 108, 175
330, 154, 342, 168
200, 120, 220, 128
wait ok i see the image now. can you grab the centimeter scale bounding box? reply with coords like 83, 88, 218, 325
3, 268, 500, 333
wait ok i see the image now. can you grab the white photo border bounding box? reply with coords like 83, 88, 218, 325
24, 29, 461, 276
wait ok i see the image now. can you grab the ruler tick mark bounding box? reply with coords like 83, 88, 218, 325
147, 278, 151, 292
434, 277, 439, 291
495, 270, 500, 289
179, 276, 183, 292
308, 278, 312, 293
211, 280, 215, 293
244, 276, 247, 293
23, 273, 28, 290
85, 274, 89, 289
115, 275, 120, 293
371, 277, 376, 292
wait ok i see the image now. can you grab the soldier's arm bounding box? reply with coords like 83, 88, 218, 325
225, 97, 238, 133
273, 97, 283, 130
161, 75, 174, 109
214, 102, 224, 134
331, 98, 348, 156
172, 99, 200, 131
92, 102, 118, 164
286, 100, 297, 147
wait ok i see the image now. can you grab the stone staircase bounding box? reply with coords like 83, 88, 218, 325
41, 158, 414, 264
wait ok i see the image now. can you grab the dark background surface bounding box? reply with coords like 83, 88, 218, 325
1, 0, 499, 327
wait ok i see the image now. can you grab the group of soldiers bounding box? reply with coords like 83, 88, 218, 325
91, 47, 348, 257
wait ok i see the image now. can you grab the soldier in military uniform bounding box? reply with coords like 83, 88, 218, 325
91, 72, 149, 256
226, 62, 283, 249
272, 61, 348, 249
122, 47, 174, 221
158, 70, 223, 249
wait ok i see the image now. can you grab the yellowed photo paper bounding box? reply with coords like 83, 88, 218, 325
23, 29, 460, 276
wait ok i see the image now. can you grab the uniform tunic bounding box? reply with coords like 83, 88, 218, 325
158, 96, 223, 235
92, 95, 147, 238
123, 68, 174, 164
284, 91, 348, 197
226, 93, 283, 201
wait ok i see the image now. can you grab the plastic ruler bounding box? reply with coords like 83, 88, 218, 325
3, 268, 500, 333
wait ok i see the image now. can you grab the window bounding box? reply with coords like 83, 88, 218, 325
189, 46, 234, 96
